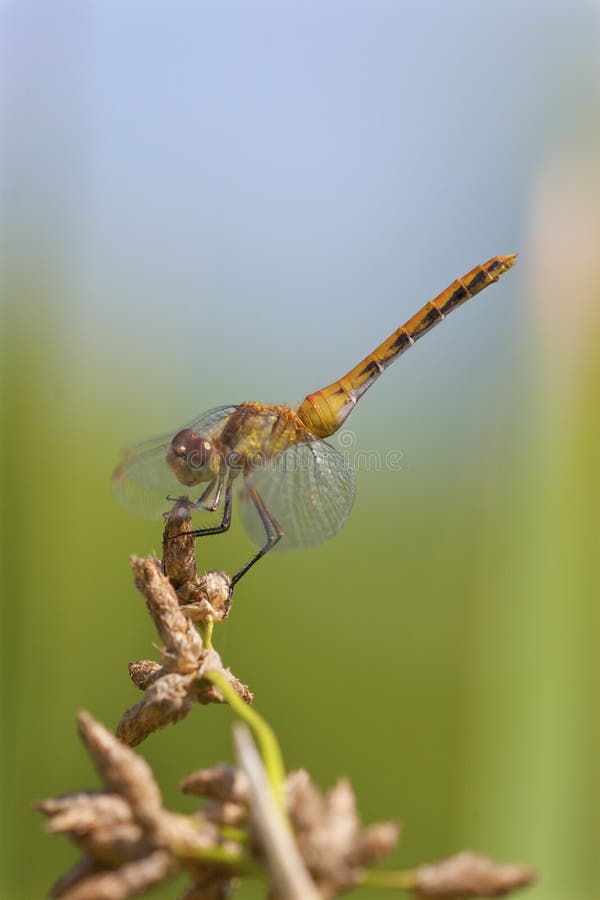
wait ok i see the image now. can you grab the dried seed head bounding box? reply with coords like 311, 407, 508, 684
180, 763, 249, 803
36, 792, 134, 833
161, 503, 231, 625
414, 851, 536, 897
178, 571, 232, 623
283, 769, 399, 898
347, 821, 400, 869
130, 556, 204, 670
162, 500, 198, 588
77, 712, 163, 827
116, 672, 198, 747
200, 799, 248, 828
38, 713, 241, 900
116, 553, 249, 747
51, 849, 176, 900
49, 857, 98, 898
128, 660, 162, 691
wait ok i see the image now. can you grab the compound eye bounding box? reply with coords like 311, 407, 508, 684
170, 428, 212, 469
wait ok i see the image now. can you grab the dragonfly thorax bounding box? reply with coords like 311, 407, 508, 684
167, 428, 220, 487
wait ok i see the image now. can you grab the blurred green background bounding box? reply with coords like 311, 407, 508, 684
2, 2, 600, 898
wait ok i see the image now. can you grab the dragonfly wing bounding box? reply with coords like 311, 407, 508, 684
112, 405, 238, 519
240, 440, 356, 551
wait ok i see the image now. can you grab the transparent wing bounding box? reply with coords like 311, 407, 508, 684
112, 405, 238, 518
239, 440, 356, 551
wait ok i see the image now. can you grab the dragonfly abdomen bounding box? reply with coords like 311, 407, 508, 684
296, 254, 516, 438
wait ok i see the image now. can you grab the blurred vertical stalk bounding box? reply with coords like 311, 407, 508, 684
458, 152, 600, 900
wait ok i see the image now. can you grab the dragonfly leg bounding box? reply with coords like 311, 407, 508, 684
165, 477, 224, 515
202, 478, 224, 512
192, 477, 225, 512
230, 487, 283, 590
164, 480, 233, 542
189, 480, 233, 538
193, 479, 217, 508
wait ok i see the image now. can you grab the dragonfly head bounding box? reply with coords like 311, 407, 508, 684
167, 428, 218, 487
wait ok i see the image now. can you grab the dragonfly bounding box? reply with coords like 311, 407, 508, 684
113, 254, 516, 591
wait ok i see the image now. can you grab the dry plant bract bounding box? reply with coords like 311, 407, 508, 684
36, 503, 537, 898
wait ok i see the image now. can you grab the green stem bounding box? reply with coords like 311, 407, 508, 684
204, 669, 286, 807
197, 620, 214, 650
176, 842, 264, 878
220, 825, 249, 844
361, 869, 418, 891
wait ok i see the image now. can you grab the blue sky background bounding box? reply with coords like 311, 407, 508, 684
5, 0, 598, 438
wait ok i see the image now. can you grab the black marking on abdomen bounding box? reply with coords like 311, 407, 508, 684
389, 332, 412, 352
414, 306, 444, 333
438, 283, 467, 314
467, 268, 487, 291
358, 359, 382, 377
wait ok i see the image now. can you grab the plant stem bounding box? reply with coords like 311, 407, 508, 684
220, 825, 249, 844
204, 670, 286, 807
361, 869, 418, 890
176, 841, 264, 878
197, 620, 214, 650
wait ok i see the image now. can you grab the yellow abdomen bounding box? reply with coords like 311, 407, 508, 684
296, 254, 516, 438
